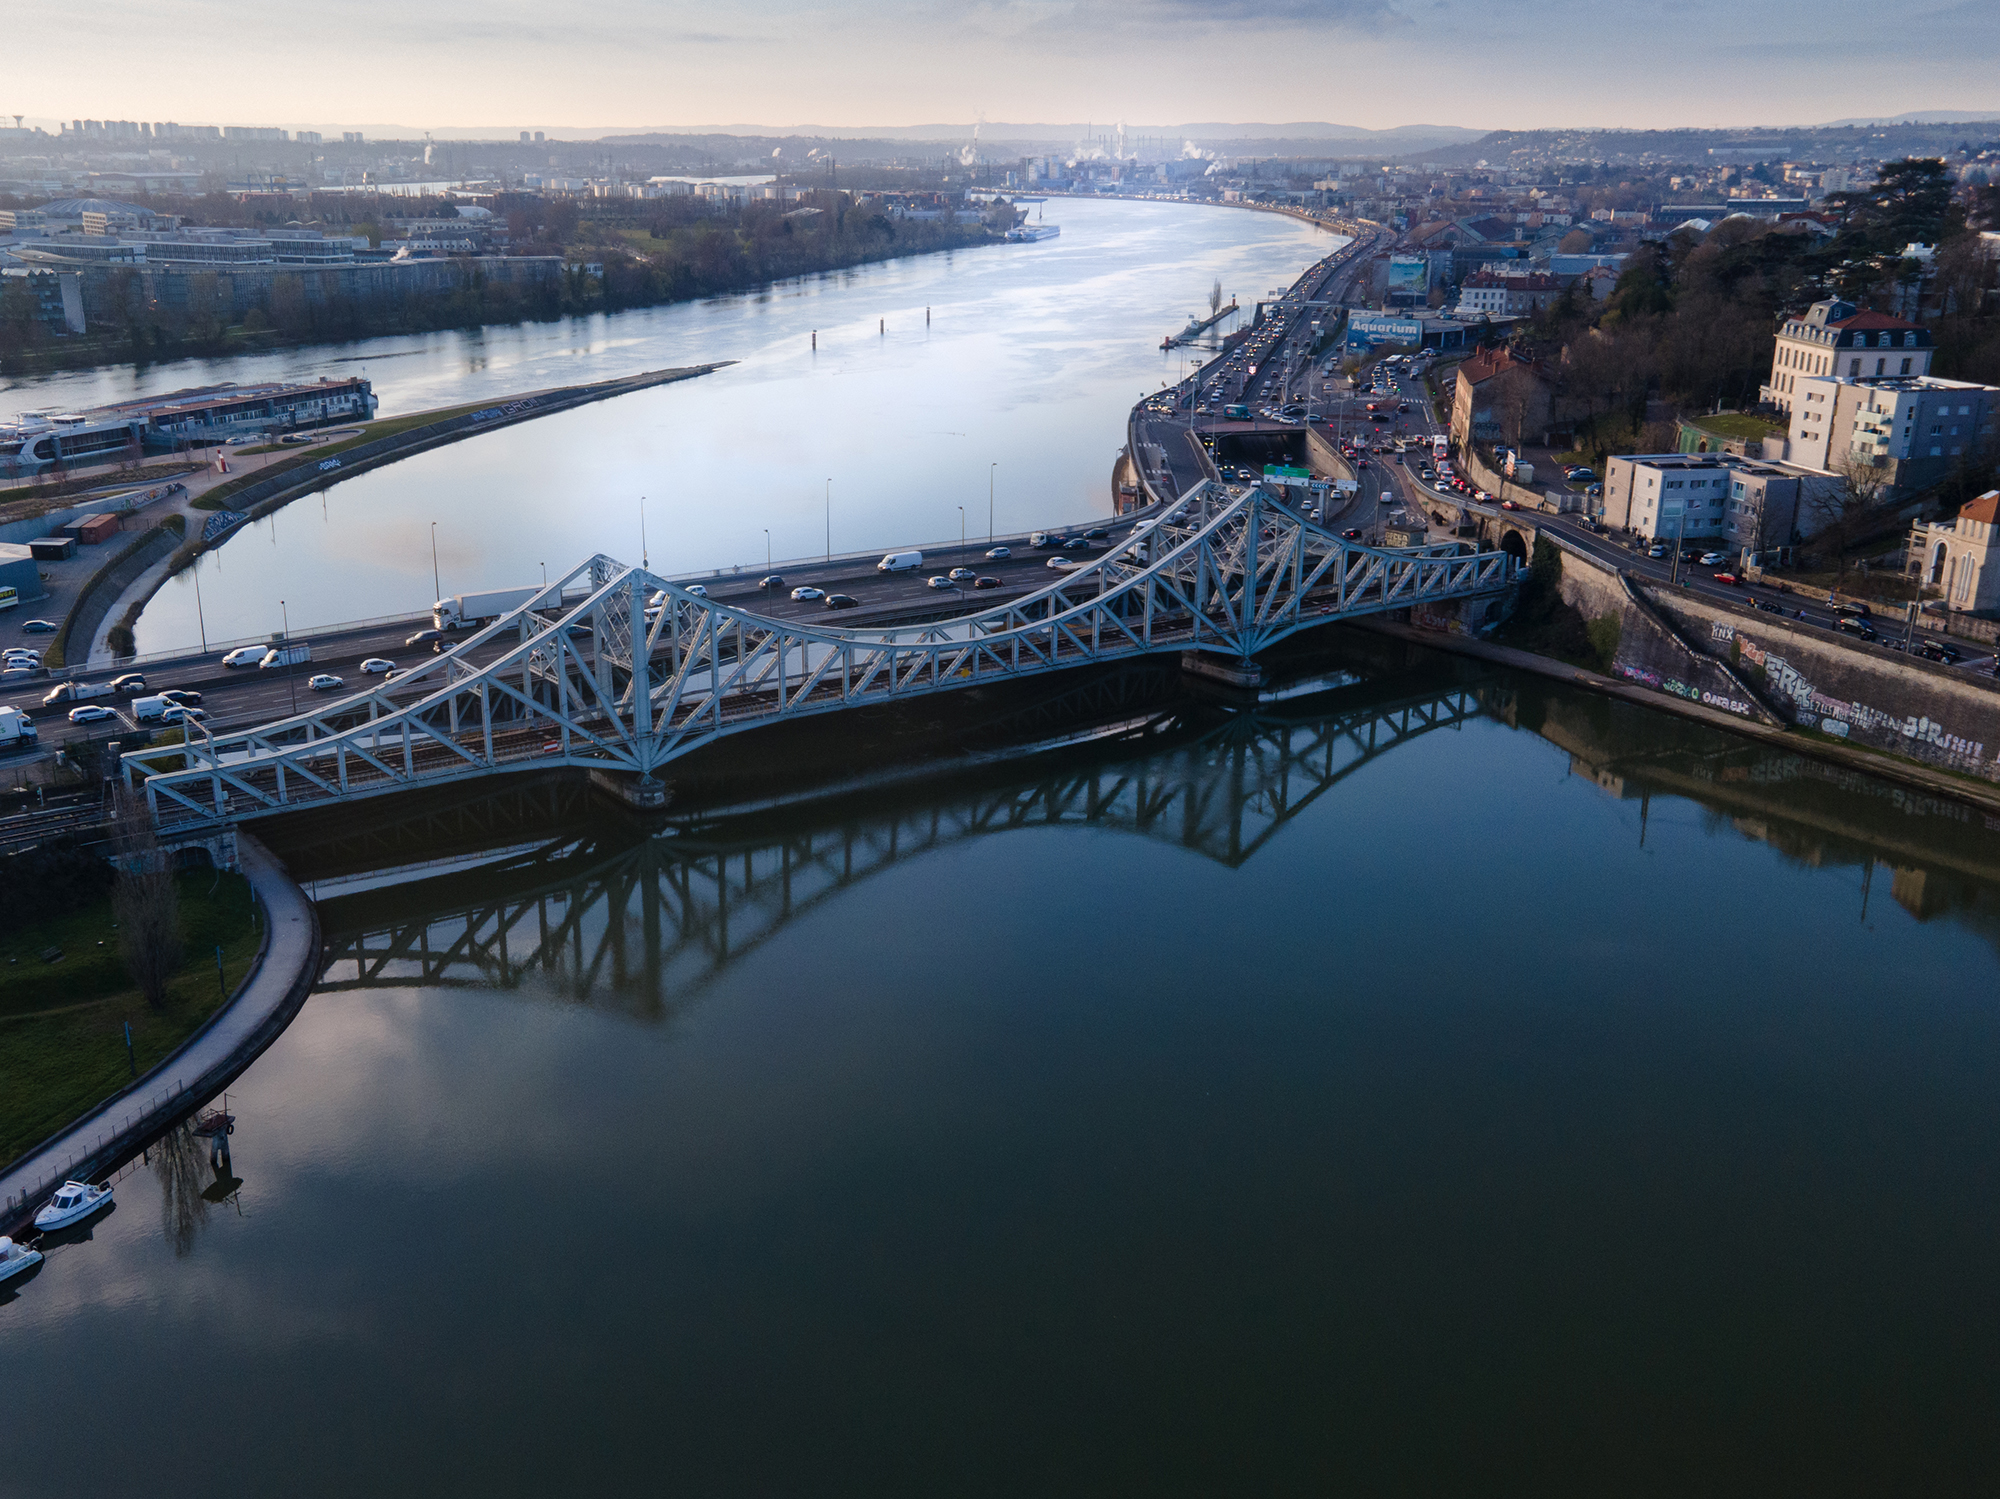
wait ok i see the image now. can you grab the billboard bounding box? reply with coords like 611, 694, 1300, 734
1348, 314, 1424, 349
1386, 255, 1429, 297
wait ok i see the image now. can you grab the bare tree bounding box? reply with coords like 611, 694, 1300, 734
1807, 457, 1894, 585
110, 788, 182, 1010
1489, 366, 1543, 455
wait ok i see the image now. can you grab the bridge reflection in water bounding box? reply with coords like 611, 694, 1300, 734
314, 673, 1485, 1010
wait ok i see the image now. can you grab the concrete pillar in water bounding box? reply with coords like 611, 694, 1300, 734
811, 330, 816, 350
879, 318, 884, 335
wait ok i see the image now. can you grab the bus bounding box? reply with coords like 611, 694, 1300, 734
1431, 434, 1450, 463
0, 586, 16, 612
1223, 404, 1251, 421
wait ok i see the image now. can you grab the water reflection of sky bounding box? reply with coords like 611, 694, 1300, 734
5, 198, 1332, 653
5, 661, 1999, 1492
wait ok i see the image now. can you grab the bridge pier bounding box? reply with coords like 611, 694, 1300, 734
1180, 651, 1264, 690
588, 769, 673, 814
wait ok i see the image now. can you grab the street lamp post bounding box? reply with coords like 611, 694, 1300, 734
825, 479, 831, 563
763, 529, 771, 573
430, 521, 440, 604
280, 598, 297, 716
192, 560, 208, 655
639, 494, 648, 572
958, 505, 965, 563
989, 463, 996, 548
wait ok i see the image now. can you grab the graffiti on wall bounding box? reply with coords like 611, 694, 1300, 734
1729, 632, 1993, 767
1614, 662, 1751, 716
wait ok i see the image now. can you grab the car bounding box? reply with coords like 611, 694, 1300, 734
1648, 545, 1668, 558
1712, 572, 1740, 586
384, 668, 414, 681
405, 628, 447, 648
947, 567, 977, 582
985, 546, 1012, 559
1834, 601, 1871, 618
159, 689, 202, 706
0, 666, 37, 682
109, 673, 145, 692
361, 658, 395, 674
307, 673, 346, 691
1919, 641, 1963, 663
161, 705, 208, 725
685, 584, 708, 597
1833, 616, 1877, 641
4, 644, 41, 660
758, 575, 785, 590
925, 575, 958, 590
1085, 527, 1110, 540
67, 704, 117, 724
1341, 528, 1363, 540
222, 645, 265, 668
973, 576, 1002, 589
1499, 499, 1519, 511
789, 586, 825, 602
823, 594, 860, 609
1046, 556, 1077, 570
18, 619, 56, 634
1566, 467, 1596, 482
1699, 551, 1728, 566
1753, 599, 1786, 615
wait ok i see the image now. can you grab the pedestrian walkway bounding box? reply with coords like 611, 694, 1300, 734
0, 832, 319, 1232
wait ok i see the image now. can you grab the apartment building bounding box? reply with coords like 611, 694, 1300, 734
1762, 297, 1932, 412
1786, 374, 1997, 495
1601, 453, 1807, 556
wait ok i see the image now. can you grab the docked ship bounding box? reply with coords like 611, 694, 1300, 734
0, 377, 377, 474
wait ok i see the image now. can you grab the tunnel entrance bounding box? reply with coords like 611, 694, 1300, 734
1211, 430, 1308, 480
1500, 530, 1529, 568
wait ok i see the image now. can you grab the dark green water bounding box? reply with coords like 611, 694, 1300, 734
5, 639, 1999, 1495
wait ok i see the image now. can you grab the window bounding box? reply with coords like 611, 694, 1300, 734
1876, 358, 1886, 375
1901, 358, 1912, 374
1849, 359, 1861, 375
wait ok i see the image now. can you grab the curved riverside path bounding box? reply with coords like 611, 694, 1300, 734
0, 832, 320, 1235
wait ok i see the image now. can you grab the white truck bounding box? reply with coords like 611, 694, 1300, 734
434, 587, 539, 630
0, 706, 37, 749
42, 680, 115, 706
259, 642, 312, 669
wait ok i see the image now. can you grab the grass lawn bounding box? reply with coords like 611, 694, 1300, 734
191, 401, 499, 511
1686, 412, 1787, 442
0, 870, 261, 1170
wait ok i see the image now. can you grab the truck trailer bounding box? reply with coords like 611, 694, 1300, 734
434, 588, 540, 630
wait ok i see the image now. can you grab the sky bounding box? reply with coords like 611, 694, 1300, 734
11, 0, 2000, 137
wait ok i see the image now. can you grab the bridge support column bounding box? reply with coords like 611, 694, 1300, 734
1180, 650, 1263, 690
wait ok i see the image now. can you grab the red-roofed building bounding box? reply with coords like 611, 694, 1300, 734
1763, 297, 1933, 412
1907, 490, 2000, 613
1452, 346, 1551, 452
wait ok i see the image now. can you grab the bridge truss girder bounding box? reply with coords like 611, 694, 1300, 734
132, 482, 1512, 829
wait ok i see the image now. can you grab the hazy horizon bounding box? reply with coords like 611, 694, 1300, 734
12, 0, 1999, 141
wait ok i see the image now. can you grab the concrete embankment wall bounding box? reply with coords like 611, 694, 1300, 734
49, 518, 183, 667
1546, 536, 2000, 784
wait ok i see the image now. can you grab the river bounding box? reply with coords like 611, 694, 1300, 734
3, 637, 1998, 1492
3, 199, 1330, 655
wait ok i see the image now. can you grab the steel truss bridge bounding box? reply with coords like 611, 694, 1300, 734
316, 678, 1486, 1009
132, 481, 1512, 831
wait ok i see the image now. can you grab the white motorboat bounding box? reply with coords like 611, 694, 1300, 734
0, 1236, 43, 1284
34, 1179, 112, 1232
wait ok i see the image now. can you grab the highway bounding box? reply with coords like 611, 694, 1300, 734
0, 515, 1159, 764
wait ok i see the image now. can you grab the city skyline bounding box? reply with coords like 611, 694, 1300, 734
10, 0, 2000, 139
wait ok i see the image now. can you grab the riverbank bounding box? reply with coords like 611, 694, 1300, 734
88, 363, 726, 663
0, 832, 319, 1234
1368, 616, 2000, 820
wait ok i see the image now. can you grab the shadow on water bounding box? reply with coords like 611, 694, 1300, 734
305, 626, 2000, 1019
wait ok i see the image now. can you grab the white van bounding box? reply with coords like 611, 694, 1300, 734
132, 694, 171, 722
222, 645, 265, 668
877, 551, 923, 573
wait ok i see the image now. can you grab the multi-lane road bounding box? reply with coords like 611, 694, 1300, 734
0, 516, 1159, 764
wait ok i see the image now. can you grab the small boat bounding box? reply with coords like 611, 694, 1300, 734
0, 1236, 43, 1285
34, 1179, 112, 1232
